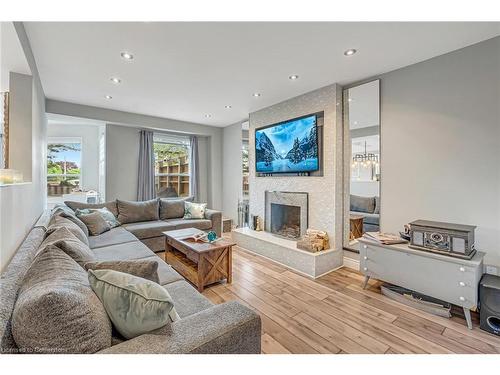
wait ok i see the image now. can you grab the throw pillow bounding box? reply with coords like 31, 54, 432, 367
88, 269, 180, 339
76, 207, 121, 228
159, 197, 194, 220
183, 201, 207, 219
116, 198, 160, 224
39, 227, 96, 267
64, 200, 119, 218
12, 245, 112, 353
84, 260, 160, 284
77, 211, 111, 236
52, 204, 89, 237
47, 215, 89, 247
350, 194, 376, 214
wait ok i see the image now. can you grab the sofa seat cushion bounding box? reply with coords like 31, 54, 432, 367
92, 241, 155, 262
12, 245, 112, 353
165, 218, 212, 231
163, 280, 213, 318
351, 211, 380, 226
122, 220, 176, 240
140, 255, 184, 285
88, 227, 138, 249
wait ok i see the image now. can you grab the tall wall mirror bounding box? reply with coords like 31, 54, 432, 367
343, 79, 380, 252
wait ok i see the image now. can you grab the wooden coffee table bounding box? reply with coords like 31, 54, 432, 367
349, 214, 364, 240
163, 228, 235, 292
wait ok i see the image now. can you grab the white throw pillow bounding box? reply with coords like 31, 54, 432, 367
183, 201, 207, 219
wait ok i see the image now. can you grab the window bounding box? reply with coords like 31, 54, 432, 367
47, 138, 82, 196
242, 139, 249, 198
154, 134, 190, 198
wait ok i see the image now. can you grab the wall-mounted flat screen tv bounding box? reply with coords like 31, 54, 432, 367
255, 114, 319, 174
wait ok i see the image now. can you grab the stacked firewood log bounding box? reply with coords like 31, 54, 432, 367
296, 229, 330, 252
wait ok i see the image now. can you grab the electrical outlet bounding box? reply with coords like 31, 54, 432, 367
485, 265, 499, 276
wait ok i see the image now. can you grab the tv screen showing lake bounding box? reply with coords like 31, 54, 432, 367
255, 115, 319, 173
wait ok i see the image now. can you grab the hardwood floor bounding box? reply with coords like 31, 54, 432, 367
196, 244, 500, 354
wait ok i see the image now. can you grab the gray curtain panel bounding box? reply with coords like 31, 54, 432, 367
137, 130, 156, 201
190, 135, 200, 202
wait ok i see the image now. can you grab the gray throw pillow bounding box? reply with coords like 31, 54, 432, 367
12, 245, 112, 353
88, 269, 180, 339
116, 198, 159, 224
77, 211, 111, 236
84, 260, 160, 284
76, 207, 121, 228
159, 197, 194, 220
374, 196, 380, 214
39, 227, 96, 267
47, 215, 89, 246
64, 200, 119, 218
350, 194, 376, 214
52, 205, 89, 237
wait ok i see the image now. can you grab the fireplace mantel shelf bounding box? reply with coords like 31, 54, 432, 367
232, 227, 343, 278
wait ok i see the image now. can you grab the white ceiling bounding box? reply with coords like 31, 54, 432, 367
1, 22, 31, 91
25, 22, 500, 127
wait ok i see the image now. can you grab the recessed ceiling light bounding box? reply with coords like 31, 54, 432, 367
289, 75, 299, 80
104, 95, 113, 100
120, 51, 134, 60
110, 77, 121, 84
205, 114, 212, 118
344, 49, 357, 56
224, 105, 232, 109
253, 93, 261, 97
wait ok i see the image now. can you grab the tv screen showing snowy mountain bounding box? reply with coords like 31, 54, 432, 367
255, 114, 319, 173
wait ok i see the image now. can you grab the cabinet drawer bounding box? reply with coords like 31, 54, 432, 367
359, 243, 479, 308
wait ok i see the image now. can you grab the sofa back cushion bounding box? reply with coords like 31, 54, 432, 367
160, 197, 194, 220
52, 205, 89, 237
39, 227, 96, 267
65, 200, 119, 218
47, 215, 89, 247
12, 245, 112, 353
350, 194, 376, 214
117, 199, 160, 224
85, 260, 160, 284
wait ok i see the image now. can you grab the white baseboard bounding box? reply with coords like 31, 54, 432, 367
343, 256, 360, 271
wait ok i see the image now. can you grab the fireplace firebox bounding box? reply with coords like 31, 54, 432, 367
265, 191, 308, 239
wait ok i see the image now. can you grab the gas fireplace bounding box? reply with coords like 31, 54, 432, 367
265, 191, 308, 239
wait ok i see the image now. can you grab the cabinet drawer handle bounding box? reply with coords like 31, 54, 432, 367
363, 267, 368, 271
363, 245, 367, 249
459, 281, 466, 287
459, 267, 465, 272
363, 256, 368, 260
459, 296, 466, 301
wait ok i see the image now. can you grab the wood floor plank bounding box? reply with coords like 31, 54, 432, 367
261, 333, 291, 354
260, 315, 319, 354
442, 328, 500, 354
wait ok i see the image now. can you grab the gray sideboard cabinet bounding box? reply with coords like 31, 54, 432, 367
358, 239, 485, 329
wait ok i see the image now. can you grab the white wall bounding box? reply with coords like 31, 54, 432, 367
222, 122, 243, 221
248, 83, 344, 249
47, 123, 101, 191
377, 36, 500, 266
0, 22, 47, 272
46, 100, 223, 209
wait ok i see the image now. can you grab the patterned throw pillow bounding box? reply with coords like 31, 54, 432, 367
183, 201, 207, 219
76, 207, 121, 228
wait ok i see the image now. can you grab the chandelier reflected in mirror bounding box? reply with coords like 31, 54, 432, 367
351, 141, 379, 168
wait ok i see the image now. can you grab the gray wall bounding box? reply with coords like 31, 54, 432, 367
375, 36, 500, 266
105, 124, 211, 204
222, 122, 243, 222
46, 100, 223, 209
0, 23, 47, 272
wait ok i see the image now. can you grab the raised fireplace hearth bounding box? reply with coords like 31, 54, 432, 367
265, 191, 308, 239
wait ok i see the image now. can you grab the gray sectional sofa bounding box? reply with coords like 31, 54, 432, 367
0, 199, 261, 354
350, 194, 380, 232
